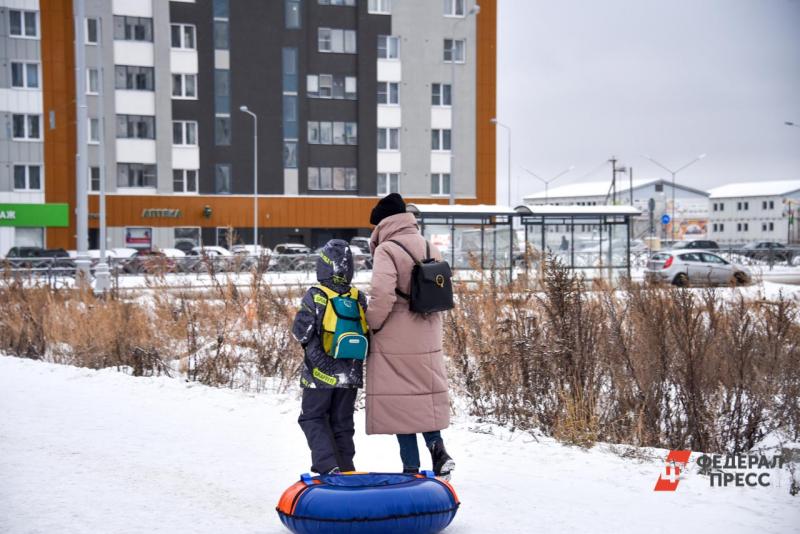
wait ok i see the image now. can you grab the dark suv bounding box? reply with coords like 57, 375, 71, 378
671, 240, 719, 250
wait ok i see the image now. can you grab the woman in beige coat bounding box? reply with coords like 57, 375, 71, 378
365, 193, 455, 479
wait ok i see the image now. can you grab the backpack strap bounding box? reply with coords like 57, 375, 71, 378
387, 239, 420, 265
386, 239, 422, 301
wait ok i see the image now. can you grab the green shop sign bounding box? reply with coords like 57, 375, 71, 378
0, 203, 69, 227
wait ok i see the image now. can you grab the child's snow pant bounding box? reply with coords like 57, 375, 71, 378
298, 387, 358, 474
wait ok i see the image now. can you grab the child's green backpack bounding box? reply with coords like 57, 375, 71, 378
314, 285, 369, 360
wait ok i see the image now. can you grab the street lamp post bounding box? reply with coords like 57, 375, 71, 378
448, 3, 480, 205
239, 106, 258, 251
642, 153, 706, 241
490, 118, 511, 205
522, 166, 575, 204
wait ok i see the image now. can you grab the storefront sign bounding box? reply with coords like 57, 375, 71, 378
0, 203, 69, 227
126, 227, 152, 249
142, 209, 182, 219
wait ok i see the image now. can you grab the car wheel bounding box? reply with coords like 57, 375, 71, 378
673, 273, 689, 287
733, 272, 749, 286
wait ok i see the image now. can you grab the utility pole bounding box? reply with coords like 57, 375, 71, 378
610, 156, 617, 205
629, 167, 634, 206
94, 18, 111, 292
73, 0, 91, 280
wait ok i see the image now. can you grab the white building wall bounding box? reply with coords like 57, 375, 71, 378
708, 193, 800, 244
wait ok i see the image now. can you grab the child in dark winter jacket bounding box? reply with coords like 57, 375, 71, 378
291, 239, 367, 474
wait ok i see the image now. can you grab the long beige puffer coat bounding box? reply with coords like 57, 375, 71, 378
365, 212, 450, 435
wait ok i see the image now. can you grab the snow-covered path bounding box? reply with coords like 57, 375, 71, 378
0, 356, 797, 534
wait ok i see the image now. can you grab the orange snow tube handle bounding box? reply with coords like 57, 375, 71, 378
277, 480, 321, 515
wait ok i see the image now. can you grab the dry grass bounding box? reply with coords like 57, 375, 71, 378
1, 259, 799, 454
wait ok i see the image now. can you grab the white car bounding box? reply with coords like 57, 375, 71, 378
230, 244, 272, 256
191, 246, 232, 257
644, 250, 751, 287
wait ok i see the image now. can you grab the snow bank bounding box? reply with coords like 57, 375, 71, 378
0, 356, 797, 534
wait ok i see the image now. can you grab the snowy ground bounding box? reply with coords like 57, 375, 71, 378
1, 356, 797, 534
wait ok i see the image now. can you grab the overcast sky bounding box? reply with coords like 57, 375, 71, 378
496, 0, 800, 204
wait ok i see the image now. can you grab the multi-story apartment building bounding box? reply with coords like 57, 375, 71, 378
2, 0, 495, 255
707, 180, 800, 244
0, 0, 70, 255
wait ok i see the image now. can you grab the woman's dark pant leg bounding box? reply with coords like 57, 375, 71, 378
396, 433, 421, 470
298, 389, 338, 474
328, 388, 357, 472
422, 430, 443, 449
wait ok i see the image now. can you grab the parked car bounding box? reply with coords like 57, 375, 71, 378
271, 243, 315, 271
350, 237, 371, 253
230, 244, 272, 271
5, 247, 74, 271
644, 251, 750, 287
740, 241, 794, 263
670, 240, 719, 250
186, 246, 233, 272
123, 250, 177, 274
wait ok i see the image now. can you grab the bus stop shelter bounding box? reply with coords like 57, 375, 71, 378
406, 204, 518, 279
515, 204, 642, 279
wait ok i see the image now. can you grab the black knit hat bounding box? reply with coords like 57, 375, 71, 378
370, 193, 407, 225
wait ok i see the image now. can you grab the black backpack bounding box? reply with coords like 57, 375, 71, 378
387, 239, 454, 313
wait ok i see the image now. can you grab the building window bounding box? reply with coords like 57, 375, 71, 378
11, 62, 39, 89
283, 95, 298, 139
89, 118, 100, 144
377, 35, 400, 59
282, 48, 298, 93
719, 202, 724, 211
173, 121, 198, 146
319, 0, 356, 5
172, 73, 197, 99
307, 74, 357, 99
9, 10, 38, 38
712, 223, 717, 232
307, 121, 357, 145
377, 128, 399, 150
284, 141, 298, 168
116, 115, 155, 139
769, 200, 775, 209
318, 28, 357, 53
12, 114, 40, 140
13, 165, 41, 191
214, 20, 229, 50
215, 164, 231, 194
117, 163, 156, 188
213, 0, 229, 18
215, 116, 231, 145
215, 69, 230, 113
87, 68, 99, 94
89, 166, 101, 192
286, 0, 302, 28
443, 39, 465, 63
431, 83, 452, 106
86, 18, 98, 44
115, 65, 154, 91
175, 227, 201, 250
719, 223, 724, 232
769, 222, 774, 231
377, 173, 399, 195
173, 169, 198, 193
368, 0, 391, 14
444, 0, 465, 16
377, 82, 399, 105
113, 16, 153, 42
431, 129, 451, 151
308, 167, 357, 191
171, 24, 196, 49
431, 173, 451, 196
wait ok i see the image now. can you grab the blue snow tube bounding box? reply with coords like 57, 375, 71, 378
276, 471, 460, 534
